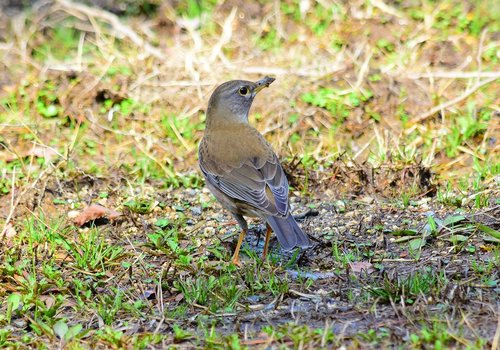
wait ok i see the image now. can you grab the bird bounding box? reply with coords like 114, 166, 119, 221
198, 76, 311, 265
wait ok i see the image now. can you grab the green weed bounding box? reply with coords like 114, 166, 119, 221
368, 268, 445, 304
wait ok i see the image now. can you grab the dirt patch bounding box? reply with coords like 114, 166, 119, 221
2, 169, 498, 347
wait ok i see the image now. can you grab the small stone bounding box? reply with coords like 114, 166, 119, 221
203, 227, 215, 236
67, 210, 80, 219
359, 196, 374, 204
190, 206, 202, 216
97, 198, 107, 206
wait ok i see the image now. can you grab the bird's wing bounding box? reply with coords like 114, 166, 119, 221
199, 133, 289, 217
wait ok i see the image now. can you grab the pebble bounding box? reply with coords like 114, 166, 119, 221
190, 206, 202, 216
203, 227, 215, 237
345, 211, 355, 218
360, 196, 374, 204
67, 210, 80, 219
97, 198, 107, 206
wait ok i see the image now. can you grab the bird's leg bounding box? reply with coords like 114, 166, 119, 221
231, 229, 246, 266
231, 213, 248, 266
262, 223, 272, 260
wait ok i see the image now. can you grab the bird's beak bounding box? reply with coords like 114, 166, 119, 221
253, 76, 275, 95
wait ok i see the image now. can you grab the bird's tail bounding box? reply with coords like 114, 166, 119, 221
265, 214, 311, 251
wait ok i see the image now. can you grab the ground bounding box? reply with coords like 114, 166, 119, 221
0, 0, 499, 349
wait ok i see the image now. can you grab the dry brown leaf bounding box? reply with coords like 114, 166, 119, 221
2, 223, 16, 240
73, 204, 122, 226
0, 146, 58, 163
2, 281, 17, 292
39, 295, 56, 309
53, 251, 73, 262
349, 261, 375, 274
27, 146, 59, 161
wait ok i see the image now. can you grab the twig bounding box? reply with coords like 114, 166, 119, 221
273, 0, 285, 39
355, 50, 372, 89
406, 71, 500, 79
0, 167, 16, 241
372, 258, 415, 262
56, 0, 165, 59
370, 0, 405, 18
240, 338, 271, 346
209, 7, 237, 63
236, 64, 346, 78
133, 80, 216, 89
289, 289, 322, 300
475, 29, 488, 84
493, 311, 500, 350
410, 76, 498, 125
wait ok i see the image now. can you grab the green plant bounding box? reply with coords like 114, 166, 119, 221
445, 105, 489, 158
301, 88, 373, 128
368, 268, 444, 304
63, 227, 124, 273
409, 323, 458, 349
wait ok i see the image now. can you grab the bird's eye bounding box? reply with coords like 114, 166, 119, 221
238, 86, 249, 96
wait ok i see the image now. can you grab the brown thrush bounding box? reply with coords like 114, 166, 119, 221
198, 77, 310, 265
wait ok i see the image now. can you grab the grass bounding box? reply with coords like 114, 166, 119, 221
0, 0, 499, 348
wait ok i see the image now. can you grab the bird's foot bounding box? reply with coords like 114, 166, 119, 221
231, 257, 243, 267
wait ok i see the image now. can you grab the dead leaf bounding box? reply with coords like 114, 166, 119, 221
0, 145, 58, 163
39, 295, 56, 309
2, 223, 16, 241
27, 146, 59, 161
13, 274, 25, 284
349, 261, 375, 274
53, 251, 73, 262
73, 204, 122, 226
107, 209, 122, 220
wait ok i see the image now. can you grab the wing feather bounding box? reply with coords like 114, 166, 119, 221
199, 134, 289, 217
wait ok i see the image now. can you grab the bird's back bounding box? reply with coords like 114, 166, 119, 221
200, 123, 273, 170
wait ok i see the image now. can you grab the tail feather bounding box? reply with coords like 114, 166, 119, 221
265, 214, 311, 251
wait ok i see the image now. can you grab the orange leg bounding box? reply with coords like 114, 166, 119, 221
262, 224, 272, 260
231, 229, 247, 266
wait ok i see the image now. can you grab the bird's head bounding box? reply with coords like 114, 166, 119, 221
206, 76, 275, 126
